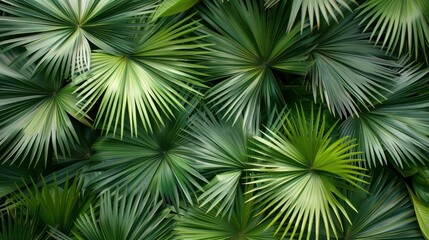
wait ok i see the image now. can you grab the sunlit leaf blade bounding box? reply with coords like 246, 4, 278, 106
199, 0, 312, 127
357, 0, 429, 60
74, 189, 174, 240
153, 0, 200, 19
186, 112, 248, 218
340, 62, 429, 168
264, 0, 357, 32
309, 15, 397, 118
409, 186, 429, 240
247, 104, 367, 240
175, 188, 278, 240
87, 112, 205, 210
337, 170, 423, 239
73, 14, 206, 136
0, 0, 155, 77
0, 52, 90, 167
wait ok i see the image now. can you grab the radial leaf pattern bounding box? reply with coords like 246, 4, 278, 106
358, 0, 429, 60
0, 52, 90, 167
340, 62, 429, 168
248, 105, 367, 240
199, 0, 312, 126
73, 14, 206, 136
0, 0, 155, 77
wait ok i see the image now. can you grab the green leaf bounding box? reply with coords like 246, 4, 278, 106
309, 15, 397, 118
87, 110, 205, 210
340, 61, 429, 168
74, 189, 174, 240
338, 170, 423, 239
153, 0, 200, 19
199, 0, 312, 127
0, 208, 43, 240
408, 186, 429, 239
0, 52, 91, 167
0, 0, 156, 77
73, 14, 206, 136
247, 104, 367, 240
175, 186, 278, 240
358, 0, 429, 60
11, 176, 90, 236
265, 0, 357, 31
186, 112, 249, 218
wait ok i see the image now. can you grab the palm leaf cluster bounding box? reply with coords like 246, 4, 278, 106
0, 0, 428, 239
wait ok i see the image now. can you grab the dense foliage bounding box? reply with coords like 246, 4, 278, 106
0, 0, 428, 239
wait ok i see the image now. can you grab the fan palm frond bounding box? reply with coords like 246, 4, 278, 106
247, 104, 367, 240
11, 176, 90, 236
73, 14, 206, 136
199, 0, 312, 126
309, 15, 397, 118
0, 52, 90, 167
175, 185, 278, 240
0, 0, 155, 77
87, 110, 205, 210
338, 170, 423, 239
340, 62, 429, 168
0, 208, 42, 240
265, 0, 357, 32
74, 189, 174, 240
357, 0, 429, 60
186, 111, 249, 218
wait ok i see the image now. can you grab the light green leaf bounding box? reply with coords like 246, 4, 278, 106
153, 0, 199, 19
247, 104, 367, 240
409, 187, 429, 239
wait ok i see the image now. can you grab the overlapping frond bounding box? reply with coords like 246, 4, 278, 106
199, 0, 312, 126
309, 15, 397, 118
73, 14, 206, 136
247, 105, 367, 239
0, 52, 90, 167
358, 0, 429, 60
265, 0, 357, 32
340, 62, 429, 168
74, 189, 174, 240
87, 112, 205, 210
0, 0, 155, 77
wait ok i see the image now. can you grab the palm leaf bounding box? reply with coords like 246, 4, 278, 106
175, 184, 278, 240
308, 15, 397, 118
153, 0, 200, 20
357, 0, 429, 60
186, 111, 249, 218
413, 166, 429, 204
0, 52, 90, 167
87, 110, 205, 210
0, 208, 42, 240
340, 61, 429, 168
0, 0, 155, 77
265, 0, 357, 32
11, 176, 90, 236
409, 186, 429, 240
337, 170, 423, 239
199, 0, 312, 127
73, 14, 206, 136
74, 189, 174, 240
247, 104, 367, 240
